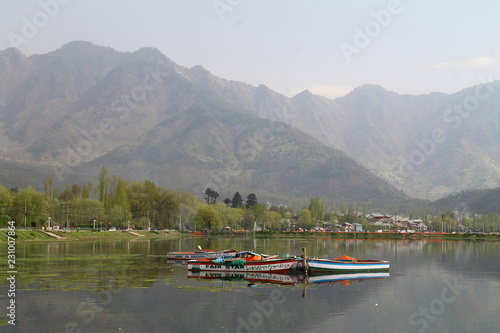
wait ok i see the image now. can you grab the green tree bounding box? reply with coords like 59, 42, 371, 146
250, 203, 266, 223
212, 203, 244, 230
127, 182, 147, 220
297, 209, 313, 230
81, 182, 92, 199
13, 187, 46, 227
231, 192, 243, 208
58, 185, 75, 201
308, 197, 325, 221
108, 205, 129, 227
241, 209, 256, 230
69, 198, 105, 227
359, 215, 370, 231
262, 211, 284, 230
195, 204, 222, 230
246, 193, 258, 208
0, 186, 14, 227
176, 191, 202, 230
44, 178, 53, 200
204, 188, 219, 204
114, 179, 129, 211
157, 189, 179, 229
98, 167, 108, 203
71, 184, 81, 198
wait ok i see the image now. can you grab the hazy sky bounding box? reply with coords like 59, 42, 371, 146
2, 0, 500, 99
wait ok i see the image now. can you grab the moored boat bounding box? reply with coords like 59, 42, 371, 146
307, 255, 390, 273
167, 249, 238, 260
187, 256, 296, 273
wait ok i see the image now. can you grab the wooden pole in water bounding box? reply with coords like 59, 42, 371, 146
302, 247, 308, 275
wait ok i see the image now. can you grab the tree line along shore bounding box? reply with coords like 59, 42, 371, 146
1, 229, 499, 242
1, 167, 499, 235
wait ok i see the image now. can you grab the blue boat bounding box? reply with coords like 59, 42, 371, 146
307, 255, 390, 273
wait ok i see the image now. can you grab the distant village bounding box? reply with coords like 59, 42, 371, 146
288, 213, 430, 233
341, 213, 429, 233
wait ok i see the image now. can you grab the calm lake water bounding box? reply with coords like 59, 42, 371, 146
1, 237, 499, 333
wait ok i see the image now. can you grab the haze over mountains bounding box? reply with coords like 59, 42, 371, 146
0, 41, 498, 209
188, 67, 500, 200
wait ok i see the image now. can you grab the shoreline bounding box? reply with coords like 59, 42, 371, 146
0, 229, 183, 242
1, 229, 499, 242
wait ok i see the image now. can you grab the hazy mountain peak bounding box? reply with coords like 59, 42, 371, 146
0, 47, 30, 71
189, 64, 209, 74
52, 40, 109, 54
132, 46, 173, 64
187, 65, 215, 80
0, 47, 26, 59
256, 84, 271, 90
349, 84, 388, 95
292, 89, 314, 99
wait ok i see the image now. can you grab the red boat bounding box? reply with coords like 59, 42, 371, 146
187, 253, 296, 273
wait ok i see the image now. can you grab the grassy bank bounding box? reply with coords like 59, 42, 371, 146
0, 229, 183, 241
2, 229, 499, 242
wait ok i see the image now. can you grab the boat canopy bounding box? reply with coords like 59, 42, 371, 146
334, 255, 357, 261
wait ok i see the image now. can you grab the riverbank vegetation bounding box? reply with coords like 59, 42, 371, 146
0, 229, 181, 241
1, 167, 499, 234
2, 229, 499, 243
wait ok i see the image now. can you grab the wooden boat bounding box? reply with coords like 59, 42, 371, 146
167, 249, 238, 260
307, 255, 390, 273
187, 256, 296, 273
187, 271, 299, 285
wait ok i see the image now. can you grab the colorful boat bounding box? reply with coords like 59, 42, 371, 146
307, 255, 390, 273
187, 256, 296, 273
167, 249, 238, 260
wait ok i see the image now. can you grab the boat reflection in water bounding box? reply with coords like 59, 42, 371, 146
187, 270, 300, 285
306, 271, 390, 286
187, 270, 390, 287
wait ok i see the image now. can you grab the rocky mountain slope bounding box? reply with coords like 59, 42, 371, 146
0, 41, 413, 209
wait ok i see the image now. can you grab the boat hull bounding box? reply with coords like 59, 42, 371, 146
307, 259, 390, 272
167, 250, 237, 260
187, 258, 295, 273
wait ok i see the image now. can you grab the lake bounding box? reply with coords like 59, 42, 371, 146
1, 237, 499, 332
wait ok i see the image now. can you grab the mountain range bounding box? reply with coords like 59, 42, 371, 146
0, 41, 498, 210
186, 66, 500, 200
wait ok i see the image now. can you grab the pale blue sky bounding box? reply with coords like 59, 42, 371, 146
2, 0, 500, 99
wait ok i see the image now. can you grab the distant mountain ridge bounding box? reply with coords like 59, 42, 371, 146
185, 66, 500, 200
433, 187, 500, 215
0, 41, 498, 206
0, 41, 413, 209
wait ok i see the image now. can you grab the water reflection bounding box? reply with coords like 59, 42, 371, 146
188, 271, 301, 286
0, 238, 498, 332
